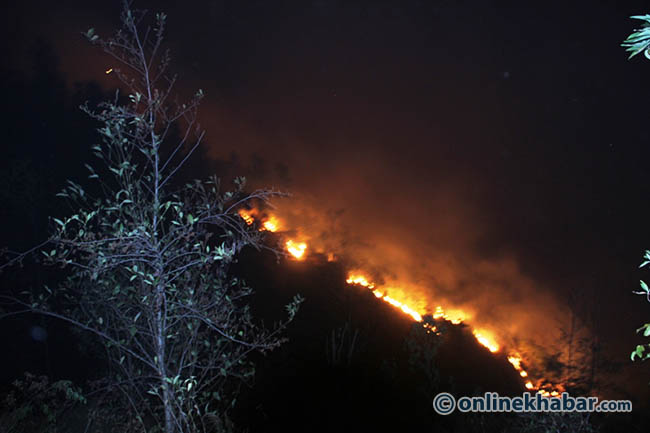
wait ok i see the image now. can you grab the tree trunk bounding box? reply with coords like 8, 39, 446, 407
154, 279, 175, 433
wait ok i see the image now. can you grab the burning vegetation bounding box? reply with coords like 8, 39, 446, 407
238, 206, 564, 396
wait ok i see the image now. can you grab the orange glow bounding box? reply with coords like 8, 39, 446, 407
432, 305, 466, 325
286, 240, 307, 259
423, 322, 440, 335
342, 273, 564, 394
238, 209, 254, 225
346, 274, 375, 289
262, 216, 280, 232
472, 330, 500, 353
507, 354, 522, 370
238, 209, 281, 233
346, 273, 423, 321
105, 68, 113, 74
508, 353, 531, 379
382, 295, 423, 322
507, 353, 566, 396
537, 385, 565, 397
231, 207, 567, 396
227, 206, 569, 397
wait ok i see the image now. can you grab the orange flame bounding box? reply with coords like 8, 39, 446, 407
346, 274, 375, 289
238, 209, 255, 226
262, 216, 280, 232
507, 353, 565, 396
286, 240, 307, 260
382, 295, 423, 322
346, 272, 489, 345
508, 353, 530, 378
472, 330, 500, 353
432, 305, 466, 325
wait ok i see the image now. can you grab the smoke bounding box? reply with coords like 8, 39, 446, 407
200, 117, 572, 360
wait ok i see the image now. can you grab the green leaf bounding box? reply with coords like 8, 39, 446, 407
637, 323, 650, 337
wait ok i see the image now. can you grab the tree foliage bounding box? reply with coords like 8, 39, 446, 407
622, 15, 650, 60
0, 372, 86, 433
622, 18, 650, 366
1, 2, 302, 432
632, 251, 650, 362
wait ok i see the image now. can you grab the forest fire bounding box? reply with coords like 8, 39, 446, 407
237, 207, 564, 395
238, 208, 306, 259
344, 271, 566, 395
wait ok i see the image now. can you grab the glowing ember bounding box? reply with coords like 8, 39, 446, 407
507, 353, 530, 378
262, 216, 280, 232
105, 68, 113, 74
286, 240, 307, 259
507, 354, 522, 370
423, 322, 440, 335
346, 274, 375, 288
537, 385, 565, 397
238, 209, 255, 225
525, 381, 534, 390
472, 330, 500, 353
237, 209, 281, 233
373, 290, 384, 298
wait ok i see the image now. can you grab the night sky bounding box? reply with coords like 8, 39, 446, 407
3, 0, 650, 424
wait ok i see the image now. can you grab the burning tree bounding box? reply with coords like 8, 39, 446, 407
1, 3, 301, 432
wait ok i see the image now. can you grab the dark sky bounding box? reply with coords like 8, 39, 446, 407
4, 0, 650, 398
